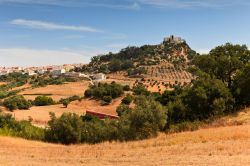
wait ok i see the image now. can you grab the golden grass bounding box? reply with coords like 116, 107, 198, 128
0, 125, 250, 166
19, 81, 90, 101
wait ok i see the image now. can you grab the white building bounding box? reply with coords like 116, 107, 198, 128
37, 69, 46, 74
51, 69, 66, 76
26, 70, 37, 76
92, 73, 106, 80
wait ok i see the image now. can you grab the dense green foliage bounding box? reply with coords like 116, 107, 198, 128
167, 79, 234, 124
3, 95, 32, 111
132, 84, 150, 96
84, 82, 124, 101
233, 64, 250, 106
191, 43, 250, 108
0, 114, 44, 140
102, 96, 112, 104
45, 96, 167, 144
192, 43, 250, 88
121, 95, 133, 105
34, 96, 55, 106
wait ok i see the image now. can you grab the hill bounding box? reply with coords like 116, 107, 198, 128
0, 123, 250, 166
75, 36, 196, 76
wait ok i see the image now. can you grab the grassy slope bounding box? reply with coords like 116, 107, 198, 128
0, 124, 250, 166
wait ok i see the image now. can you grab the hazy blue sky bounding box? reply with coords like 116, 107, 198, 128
1, 0, 250, 66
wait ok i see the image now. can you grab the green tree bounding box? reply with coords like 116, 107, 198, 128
233, 64, 250, 106
192, 43, 250, 88
34, 96, 55, 106
45, 112, 83, 145
62, 99, 70, 108
3, 95, 32, 111
121, 95, 133, 105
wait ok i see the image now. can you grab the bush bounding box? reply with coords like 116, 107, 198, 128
62, 99, 70, 108
85, 82, 124, 100
132, 84, 150, 96
121, 95, 133, 105
167, 78, 235, 123
123, 85, 130, 91
3, 95, 32, 111
116, 104, 132, 116
119, 96, 167, 140
34, 96, 55, 106
0, 114, 44, 140
102, 96, 112, 104
45, 112, 83, 145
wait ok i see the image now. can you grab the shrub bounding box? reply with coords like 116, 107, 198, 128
116, 104, 132, 116
34, 96, 55, 106
84, 89, 93, 98
167, 78, 235, 123
3, 95, 32, 111
102, 96, 112, 104
123, 85, 130, 91
45, 112, 83, 145
62, 99, 70, 108
121, 95, 133, 105
119, 96, 167, 140
85, 82, 124, 100
0, 113, 44, 140
132, 84, 150, 96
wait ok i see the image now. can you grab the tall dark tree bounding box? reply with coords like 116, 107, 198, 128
192, 43, 250, 88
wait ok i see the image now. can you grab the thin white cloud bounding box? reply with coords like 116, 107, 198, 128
10, 19, 101, 32
0, 0, 140, 10
138, 0, 250, 8
0, 47, 104, 67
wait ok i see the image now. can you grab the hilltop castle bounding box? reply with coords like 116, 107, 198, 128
164, 35, 185, 44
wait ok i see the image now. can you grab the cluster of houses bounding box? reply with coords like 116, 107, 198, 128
0, 64, 106, 81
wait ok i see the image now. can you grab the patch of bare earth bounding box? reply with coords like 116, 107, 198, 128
0, 125, 250, 166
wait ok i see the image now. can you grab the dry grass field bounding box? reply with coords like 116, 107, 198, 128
19, 81, 90, 101
0, 124, 250, 166
3, 97, 122, 126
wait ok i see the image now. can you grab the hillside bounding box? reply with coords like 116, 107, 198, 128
0, 124, 250, 166
75, 36, 196, 84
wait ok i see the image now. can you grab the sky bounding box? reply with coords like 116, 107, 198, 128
1, 0, 250, 67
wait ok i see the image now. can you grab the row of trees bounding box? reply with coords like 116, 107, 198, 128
2, 95, 56, 111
